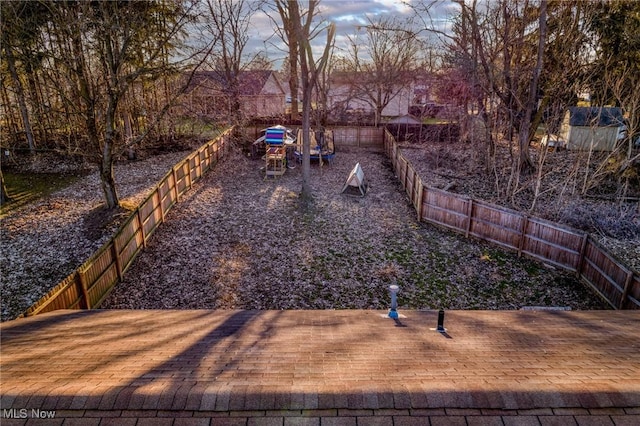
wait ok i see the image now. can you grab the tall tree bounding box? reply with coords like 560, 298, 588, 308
272, 1, 301, 120
44, 0, 201, 209
585, 0, 640, 198
275, 0, 335, 202
0, 1, 50, 153
418, 0, 551, 174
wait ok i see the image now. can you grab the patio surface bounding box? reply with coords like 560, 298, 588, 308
1, 309, 639, 425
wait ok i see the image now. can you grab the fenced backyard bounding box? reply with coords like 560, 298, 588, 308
20, 129, 232, 317
19, 126, 639, 317
383, 129, 640, 310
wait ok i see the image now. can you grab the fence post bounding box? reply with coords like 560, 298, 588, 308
111, 238, 123, 282
157, 186, 165, 223
518, 215, 529, 257
137, 207, 147, 249
465, 198, 473, 238
78, 268, 91, 309
172, 166, 180, 202
619, 270, 633, 309
576, 233, 589, 278
416, 181, 423, 222
405, 162, 410, 192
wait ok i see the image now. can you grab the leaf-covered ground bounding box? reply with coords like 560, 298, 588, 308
4, 143, 622, 322
400, 140, 640, 272
0, 151, 191, 321
101, 148, 607, 312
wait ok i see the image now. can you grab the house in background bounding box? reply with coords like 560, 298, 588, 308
182, 70, 286, 120
326, 71, 414, 119
560, 107, 625, 151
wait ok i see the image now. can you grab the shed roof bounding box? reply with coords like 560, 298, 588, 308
568, 107, 624, 127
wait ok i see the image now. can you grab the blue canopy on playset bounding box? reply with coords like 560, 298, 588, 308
265, 127, 286, 145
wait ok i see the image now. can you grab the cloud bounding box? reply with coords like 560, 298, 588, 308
244, 0, 458, 68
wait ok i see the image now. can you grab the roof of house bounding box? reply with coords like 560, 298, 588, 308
387, 114, 422, 125
187, 70, 284, 96
568, 107, 624, 127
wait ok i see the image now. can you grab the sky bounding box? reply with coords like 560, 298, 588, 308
244, 0, 459, 69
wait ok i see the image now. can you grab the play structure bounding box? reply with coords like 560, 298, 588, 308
294, 129, 336, 165
257, 126, 296, 177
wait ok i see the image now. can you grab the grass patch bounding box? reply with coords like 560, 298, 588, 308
1, 172, 82, 217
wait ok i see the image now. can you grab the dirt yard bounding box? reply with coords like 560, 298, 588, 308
100, 147, 607, 312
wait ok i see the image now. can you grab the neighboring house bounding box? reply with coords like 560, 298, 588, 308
326, 71, 413, 118
560, 107, 625, 151
326, 71, 440, 120
182, 70, 286, 119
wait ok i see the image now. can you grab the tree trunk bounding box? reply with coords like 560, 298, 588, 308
300, 89, 312, 201
3, 41, 35, 153
518, 0, 547, 173
289, 45, 299, 120
100, 144, 119, 209
0, 170, 11, 205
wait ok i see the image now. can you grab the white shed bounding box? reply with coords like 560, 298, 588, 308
560, 107, 625, 151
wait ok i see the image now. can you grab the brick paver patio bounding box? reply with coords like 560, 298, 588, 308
1, 309, 639, 424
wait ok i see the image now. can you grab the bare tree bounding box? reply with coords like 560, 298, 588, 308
0, 1, 49, 153
202, 0, 262, 125
342, 16, 422, 126
416, 0, 550, 175
43, 0, 203, 209
275, 0, 335, 202
271, 1, 301, 120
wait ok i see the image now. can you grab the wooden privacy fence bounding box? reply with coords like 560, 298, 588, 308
383, 129, 640, 310
246, 125, 384, 150
20, 129, 232, 317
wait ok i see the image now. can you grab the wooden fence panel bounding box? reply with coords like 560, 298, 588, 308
189, 154, 199, 184
467, 201, 522, 250
160, 174, 176, 214
83, 245, 115, 289
522, 218, 584, 271
396, 156, 407, 189
138, 193, 157, 226
174, 162, 189, 196
330, 126, 384, 149
139, 193, 162, 241
625, 275, 640, 309
410, 172, 423, 219
422, 188, 468, 232
83, 248, 119, 309
23, 272, 83, 316
404, 164, 417, 204
383, 131, 639, 310
580, 239, 631, 308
